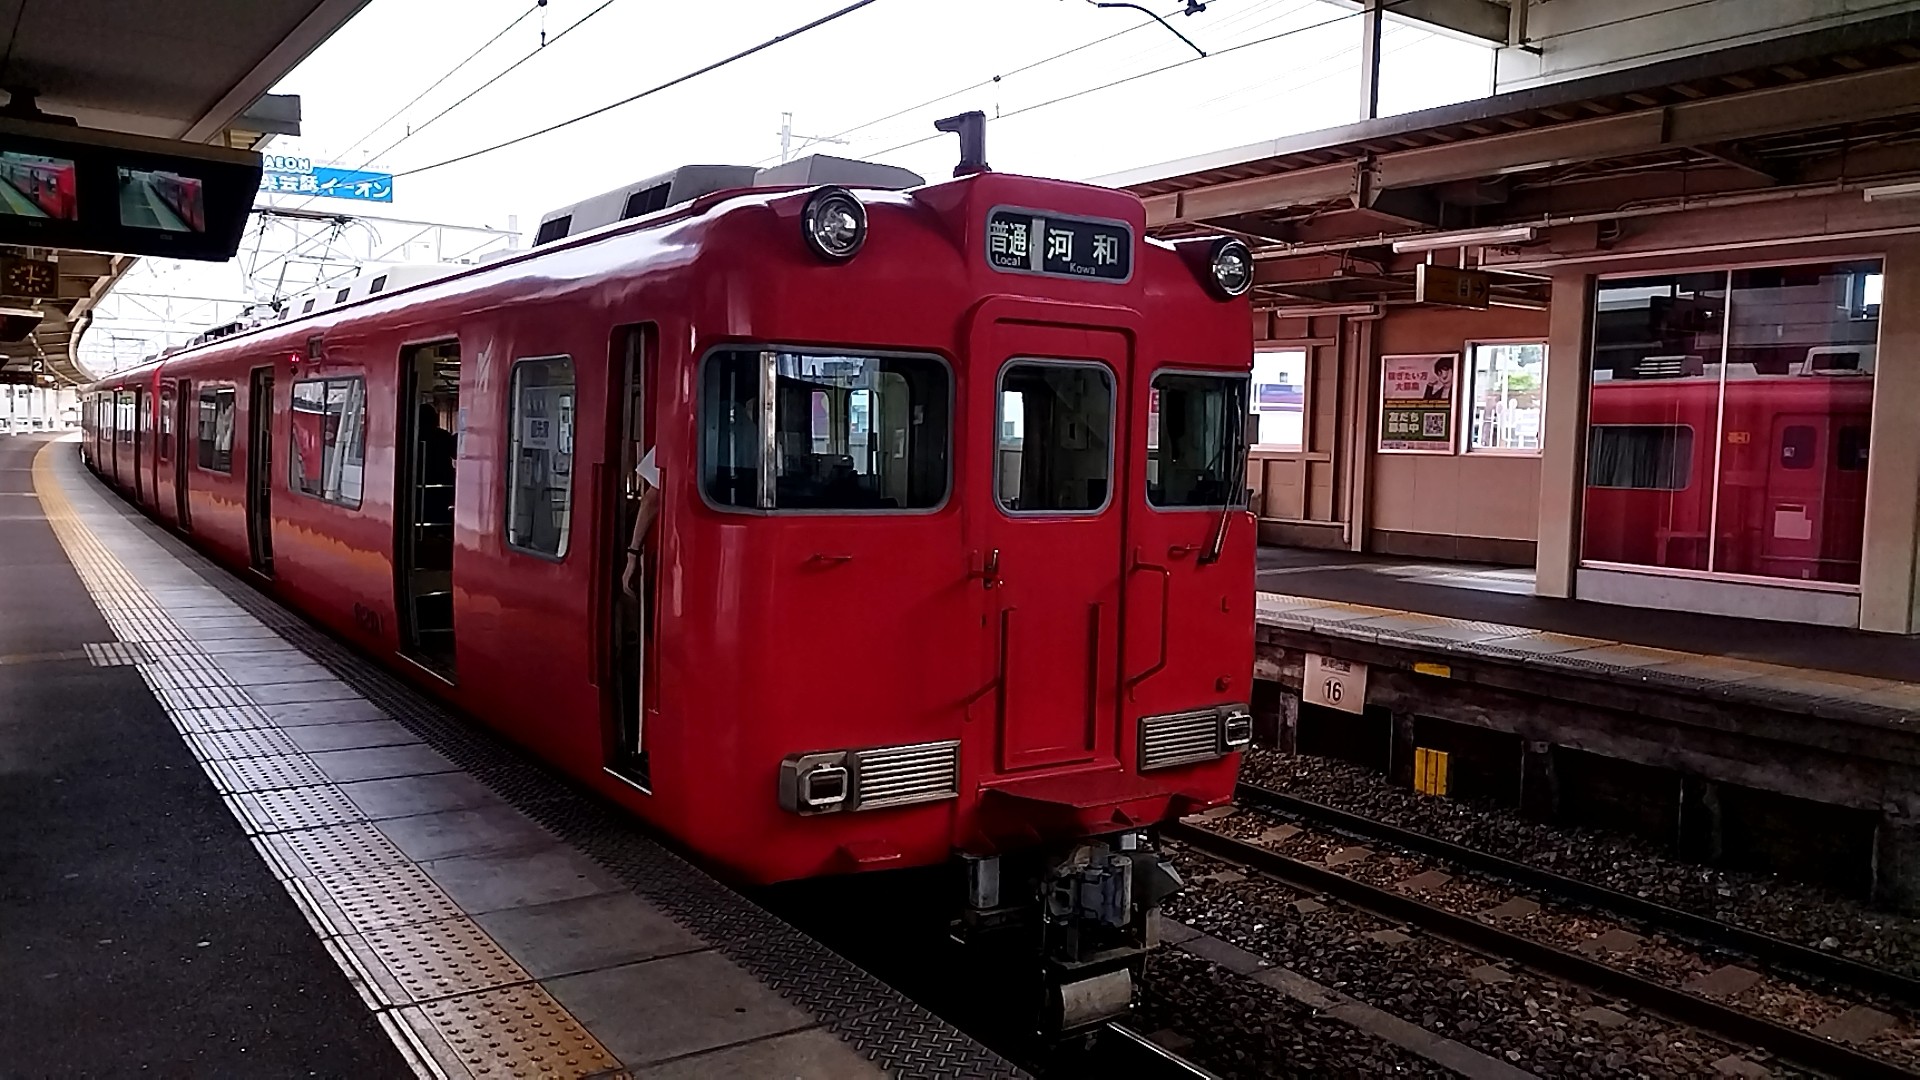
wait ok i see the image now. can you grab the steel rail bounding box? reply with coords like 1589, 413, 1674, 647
1236, 781, 1920, 1008
1165, 821, 1920, 1080
1097, 1022, 1222, 1079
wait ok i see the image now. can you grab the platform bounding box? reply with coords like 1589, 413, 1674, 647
1252, 546, 1920, 909
1, 432, 1019, 1079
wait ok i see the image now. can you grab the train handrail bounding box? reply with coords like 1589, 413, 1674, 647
1127, 552, 1172, 688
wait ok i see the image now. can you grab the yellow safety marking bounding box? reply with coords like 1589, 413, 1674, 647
32, 440, 615, 1080
393, 983, 619, 1080
1412, 662, 1451, 678
1413, 747, 1450, 797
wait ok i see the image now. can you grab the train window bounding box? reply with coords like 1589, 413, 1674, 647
1587, 424, 1692, 490
158, 386, 174, 461
700, 348, 950, 512
1780, 425, 1816, 470
196, 387, 235, 472
288, 377, 367, 507
505, 357, 575, 556
115, 391, 135, 443
1148, 372, 1248, 508
997, 361, 1113, 513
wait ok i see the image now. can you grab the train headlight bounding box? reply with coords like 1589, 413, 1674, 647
1207, 238, 1254, 298
802, 187, 867, 262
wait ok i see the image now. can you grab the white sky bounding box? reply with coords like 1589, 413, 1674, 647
84, 0, 1494, 371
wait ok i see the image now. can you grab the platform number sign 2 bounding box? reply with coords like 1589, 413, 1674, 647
1304, 654, 1367, 715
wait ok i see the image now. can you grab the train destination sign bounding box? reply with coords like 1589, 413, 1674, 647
985, 207, 1131, 283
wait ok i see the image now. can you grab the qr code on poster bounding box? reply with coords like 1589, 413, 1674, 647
1422, 413, 1446, 437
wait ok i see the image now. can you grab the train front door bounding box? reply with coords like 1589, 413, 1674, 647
246, 367, 274, 575
973, 318, 1129, 772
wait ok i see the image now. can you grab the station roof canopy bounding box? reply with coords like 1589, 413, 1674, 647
1103, 9, 1920, 313
0, 0, 367, 385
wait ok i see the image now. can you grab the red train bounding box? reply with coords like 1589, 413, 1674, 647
0, 153, 77, 220
1583, 353, 1873, 583
83, 140, 1256, 1029
147, 171, 207, 232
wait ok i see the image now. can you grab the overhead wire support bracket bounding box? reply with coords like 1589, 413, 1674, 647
1089, 1, 1207, 57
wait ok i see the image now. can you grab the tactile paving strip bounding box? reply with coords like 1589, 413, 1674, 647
309, 864, 464, 934
170, 705, 277, 733
355, 918, 532, 1005
393, 983, 619, 1080
83, 641, 147, 666
232, 786, 365, 834
211, 753, 332, 793
257, 821, 411, 880
188, 728, 302, 762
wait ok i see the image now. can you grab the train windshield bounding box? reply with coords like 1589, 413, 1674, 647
1147, 372, 1248, 508
702, 348, 951, 511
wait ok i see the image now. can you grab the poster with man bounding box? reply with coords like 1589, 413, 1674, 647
1379, 353, 1458, 452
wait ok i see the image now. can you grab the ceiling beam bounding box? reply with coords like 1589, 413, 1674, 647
1169, 161, 1362, 223
182, 0, 372, 143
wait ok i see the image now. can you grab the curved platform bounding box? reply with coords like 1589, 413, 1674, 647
1, 432, 1020, 1079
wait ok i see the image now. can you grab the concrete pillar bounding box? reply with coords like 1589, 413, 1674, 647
1258, 692, 1300, 754
1534, 269, 1594, 598
1876, 802, 1920, 915
1861, 239, 1920, 633
1678, 776, 1725, 864
1387, 712, 1416, 787
1518, 741, 1558, 821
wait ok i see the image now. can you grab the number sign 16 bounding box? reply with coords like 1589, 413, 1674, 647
1303, 653, 1368, 715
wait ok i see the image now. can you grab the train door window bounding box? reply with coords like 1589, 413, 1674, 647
1586, 424, 1693, 490
397, 341, 462, 676
1779, 425, 1817, 470
1148, 372, 1248, 508
505, 357, 575, 556
996, 361, 1113, 513
289, 377, 368, 507
157, 385, 174, 462
115, 391, 134, 444
197, 387, 235, 472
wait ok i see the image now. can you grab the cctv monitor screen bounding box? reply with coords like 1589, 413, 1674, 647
0, 118, 259, 260
0, 152, 77, 220
118, 167, 206, 233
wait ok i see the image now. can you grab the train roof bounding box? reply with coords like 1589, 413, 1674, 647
532, 155, 923, 247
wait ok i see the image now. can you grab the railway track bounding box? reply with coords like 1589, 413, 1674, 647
1166, 800, 1920, 1080
1235, 781, 1920, 1008
1089, 1022, 1223, 1079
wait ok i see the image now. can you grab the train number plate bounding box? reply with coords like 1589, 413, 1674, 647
984, 207, 1132, 283
1304, 654, 1367, 715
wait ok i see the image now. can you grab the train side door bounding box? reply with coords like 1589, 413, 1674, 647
973, 321, 1129, 773
246, 367, 274, 575
396, 341, 462, 678
602, 324, 655, 788
132, 386, 146, 505
173, 380, 192, 529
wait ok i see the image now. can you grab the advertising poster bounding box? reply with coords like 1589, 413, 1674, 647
1379, 353, 1458, 453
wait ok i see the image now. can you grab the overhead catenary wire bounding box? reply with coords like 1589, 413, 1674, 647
753, 0, 1290, 167
865, 0, 1420, 161
389, 0, 889, 180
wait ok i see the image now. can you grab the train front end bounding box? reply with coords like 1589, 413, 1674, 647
669, 142, 1254, 1033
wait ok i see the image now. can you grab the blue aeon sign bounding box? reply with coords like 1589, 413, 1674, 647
259, 155, 394, 203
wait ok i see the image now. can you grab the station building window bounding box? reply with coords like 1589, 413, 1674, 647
289, 377, 367, 507
1466, 342, 1545, 453
1148, 371, 1248, 508
1251, 348, 1306, 452
505, 357, 574, 556
197, 387, 235, 473
1582, 259, 1881, 585
700, 348, 950, 511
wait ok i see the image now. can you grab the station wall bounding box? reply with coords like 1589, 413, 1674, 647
1496, 0, 1920, 92
1369, 305, 1547, 564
